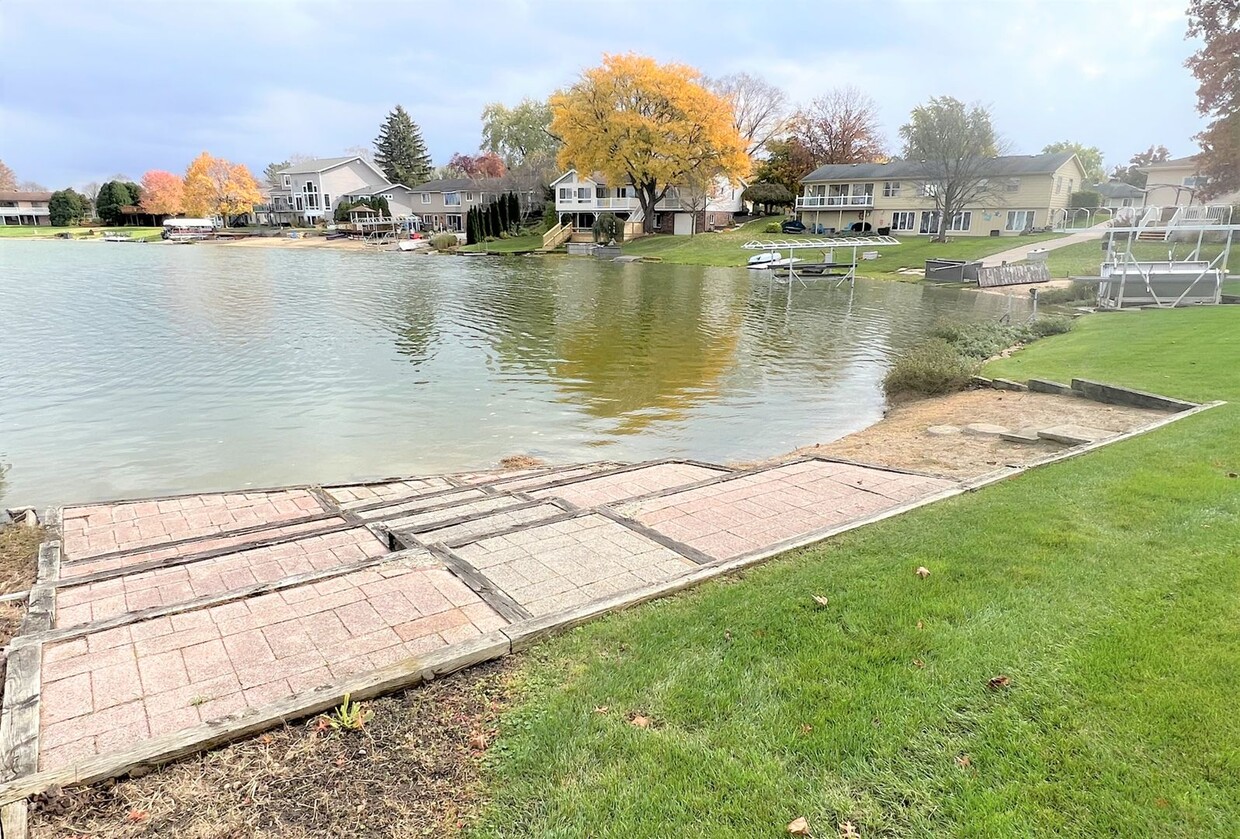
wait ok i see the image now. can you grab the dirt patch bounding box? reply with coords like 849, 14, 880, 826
794, 388, 1173, 479
1, 522, 42, 596
499, 454, 546, 470
31, 658, 516, 839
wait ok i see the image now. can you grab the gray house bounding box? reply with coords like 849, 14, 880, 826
266, 156, 395, 225
411, 176, 542, 232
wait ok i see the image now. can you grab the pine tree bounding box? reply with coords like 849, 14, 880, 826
488, 199, 502, 237
507, 192, 521, 231
373, 105, 431, 187
497, 192, 510, 232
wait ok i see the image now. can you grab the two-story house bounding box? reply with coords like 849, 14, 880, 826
796, 152, 1088, 237
0, 191, 52, 226
266, 156, 396, 225
1141, 156, 1240, 208
551, 170, 745, 235
408, 177, 541, 232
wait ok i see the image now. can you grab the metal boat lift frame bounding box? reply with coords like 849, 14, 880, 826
1091, 223, 1238, 309
742, 236, 902, 285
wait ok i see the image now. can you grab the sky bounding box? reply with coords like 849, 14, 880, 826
0, 0, 1206, 189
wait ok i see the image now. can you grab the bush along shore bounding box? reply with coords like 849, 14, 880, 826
883, 317, 1073, 399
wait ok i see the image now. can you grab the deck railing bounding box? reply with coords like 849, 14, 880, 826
796, 195, 875, 208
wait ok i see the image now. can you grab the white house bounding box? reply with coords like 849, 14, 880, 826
266, 156, 396, 225
1140, 156, 1240, 207
1091, 181, 1146, 210
340, 183, 419, 220
551, 169, 745, 235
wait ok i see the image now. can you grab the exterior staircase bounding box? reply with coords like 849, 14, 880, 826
541, 222, 573, 251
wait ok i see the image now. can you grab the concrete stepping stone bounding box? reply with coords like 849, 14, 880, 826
964, 423, 1010, 437
999, 428, 1044, 444
1037, 424, 1115, 445
926, 425, 962, 436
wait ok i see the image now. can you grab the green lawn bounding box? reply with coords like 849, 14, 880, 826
473, 308, 1240, 838
1045, 238, 1238, 279
0, 225, 164, 241
618, 218, 1066, 275
459, 232, 546, 254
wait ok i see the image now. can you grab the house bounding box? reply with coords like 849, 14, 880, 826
795, 152, 1088, 236
1091, 181, 1146, 210
551, 170, 745, 235
1141, 156, 1240, 207
408, 177, 541, 232
0, 191, 52, 226
266, 156, 395, 225
340, 183, 419, 220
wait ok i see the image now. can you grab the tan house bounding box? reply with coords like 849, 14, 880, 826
0, 191, 52, 226
1141, 156, 1240, 207
796, 152, 1088, 236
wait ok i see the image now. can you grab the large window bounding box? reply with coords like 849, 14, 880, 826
883, 181, 901, 198
558, 187, 572, 201
948, 211, 972, 232
302, 181, 319, 210
1006, 210, 1035, 231
889, 211, 916, 231
577, 187, 591, 201
444, 192, 461, 206
919, 211, 940, 234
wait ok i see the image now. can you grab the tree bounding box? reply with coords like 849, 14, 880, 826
551, 53, 749, 234
481, 98, 561, 167
95, 181, 136, 225
507, 191, 521, 228
342, 144, 374, 162
139, 170, 185, 217
899, 96, 1007, 242
1109, 145, 1170, 188
182, 152, 262, 223
1186, 0, 1240, 200
447, 152, 507, 178
48, 190, 86, 225
791, 87, 887, 167
373, 105, 431, 186
706, 72, 788, 159
0, 159, 15, 191
263, 160, 291, 189
1041, 141, 1105, 184
18, 180, 47, 191
752, 138, 818, 196
741, 182, 794, 214
1069, 190, 1101, 209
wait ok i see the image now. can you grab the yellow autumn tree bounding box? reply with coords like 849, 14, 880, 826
182, 152, 262, 223
551, 53, 749, 234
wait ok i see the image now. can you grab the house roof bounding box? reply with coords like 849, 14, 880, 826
279, 156, 360, 175
0, 191, 52, 201
1091, 181, 1145, 199
803, 152, 1078, 182
550, 169, 610, 187
410, 177, 505, 193
347, 183, 412, 196
1139, 155, 1199, 171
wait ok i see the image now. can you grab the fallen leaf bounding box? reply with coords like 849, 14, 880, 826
916, 620, 924, 630
912, 659, 925, 669
258, 734, 274, 745
593, 706, 609, 714
838, 821, 860, 838
787, 815, 811, 835
799, 723, 813, 734
955, 754, 972, 768
125, 810, 149, 823
987, 675, 1012, 691
915, 566, 931, 579
469, 732, 488, 751
629, 714, 652, 729
724, 630, 733, 642
812, 595, 830, 607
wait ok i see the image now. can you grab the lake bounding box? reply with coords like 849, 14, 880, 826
0, 240, 1028, 507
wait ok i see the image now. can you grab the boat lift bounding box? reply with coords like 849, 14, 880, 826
1082, 223, 1238, 309
742, 236, 902, 285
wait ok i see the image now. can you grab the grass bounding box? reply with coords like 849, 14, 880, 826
0, 225, 165, 242
1045, 238, 1238, 279
459, 232, 547, 254
473, 307, 1240, 837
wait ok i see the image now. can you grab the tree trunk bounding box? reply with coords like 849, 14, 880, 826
639, 183, 659, 234
934, 199, 949, 243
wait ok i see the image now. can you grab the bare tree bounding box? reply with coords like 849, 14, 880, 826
792, 87, 887, 166
676, 168, 721, 236
18, 180, 47, 191
342, 144, 374, 163
899, 96, 1010, 242
707, 72, 789, 159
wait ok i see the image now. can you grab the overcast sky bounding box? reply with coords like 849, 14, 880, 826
0, 0, 1204, 188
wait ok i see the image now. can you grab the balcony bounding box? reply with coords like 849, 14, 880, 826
796, 195, 875, 209
554, 196, 641, 212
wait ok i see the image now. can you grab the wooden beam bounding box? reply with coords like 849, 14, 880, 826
427, 546, 531, 624
593, 507, 715, 565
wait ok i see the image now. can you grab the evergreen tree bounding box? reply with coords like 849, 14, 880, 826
488, 199, 502, 237
373, 105, 432, 187
507, 192, 521, 230
466, 207, 480, 245
96, 181, 135, 225
48, 189, 86, 226
497, 192, 510, 232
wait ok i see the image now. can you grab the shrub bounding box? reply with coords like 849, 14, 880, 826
931, 320, 1021, 360
883, 339, 979, 399
592, 213, 621, 243
431, 233, 459, 252
1037, 281, 1095, 305
764, 222, 781, 233
542, 202, 557, 232
1069, 190, 1101, 209
1026, 315, 1073, 338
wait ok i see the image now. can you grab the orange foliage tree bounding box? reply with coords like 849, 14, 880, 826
139, 170, 185, 216
551, 54, 749, 234
182, 152, 262, 222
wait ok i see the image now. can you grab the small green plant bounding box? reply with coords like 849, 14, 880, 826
1026, 315, 1073, 338
189, 695, 211, 707
320, 693, 373, 731
1037, 281, 1095, 305
764, 222, 781, 233
883, 338, 979, 399
431, 233, 459, 252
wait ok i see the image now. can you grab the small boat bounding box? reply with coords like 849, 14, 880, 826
747, 251, 802, 269
103, 233, 135, 243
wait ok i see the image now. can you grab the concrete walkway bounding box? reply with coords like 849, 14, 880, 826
11, 457, 956, 776
980, 224, 1108, 267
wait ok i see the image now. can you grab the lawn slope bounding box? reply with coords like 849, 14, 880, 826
473, 308, 1240, 838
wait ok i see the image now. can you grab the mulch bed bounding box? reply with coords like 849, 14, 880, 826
30, 659, 517, 838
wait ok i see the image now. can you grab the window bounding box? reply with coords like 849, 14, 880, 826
596, 186, 607, 199
883, 181, 901, 198
420, 193, 430, 204
323, 193, 330, 208
577, 187, 590, 201
445, 192, 460, 206
1055, 176, 1063, 194
465, 192, 474, 202
918, 182, 938, 197
1067, 179, 1074, 194
302, 181, 319, 210
1006, 210, 1035, 231
558, 187, 572, 201
1182, 175, 1208, 188
889, 211, 916, 231
1005, 178, 1020, 192
948, 211, 972, 232
918, 211, 940, 234
296, 196, 304, 211
283, 175, 291, 187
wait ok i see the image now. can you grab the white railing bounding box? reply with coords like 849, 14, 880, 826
554, 197, 640, 212
796, 195, 875, 208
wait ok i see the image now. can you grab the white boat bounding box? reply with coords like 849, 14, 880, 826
103, 233, 135, 242
748, 251, 802, 269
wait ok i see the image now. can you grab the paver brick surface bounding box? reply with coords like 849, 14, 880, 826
352, 488, 489, 521
381, 495, 526, 532
492, 465, 619, 492
454, 514, 694, 617
416, 502, 566, 545
531, 462, 725, 508
38, 553, 507, 772
55, 528, 390, 629
324, 477, 456, 509
619, 460, 956, 560
61, 490, 329, 560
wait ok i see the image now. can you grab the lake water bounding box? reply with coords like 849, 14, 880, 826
0, 240, 1028, 507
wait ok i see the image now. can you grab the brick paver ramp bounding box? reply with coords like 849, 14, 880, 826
2, 456, 964, 796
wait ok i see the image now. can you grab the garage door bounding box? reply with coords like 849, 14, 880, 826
673, 213, 694, 236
